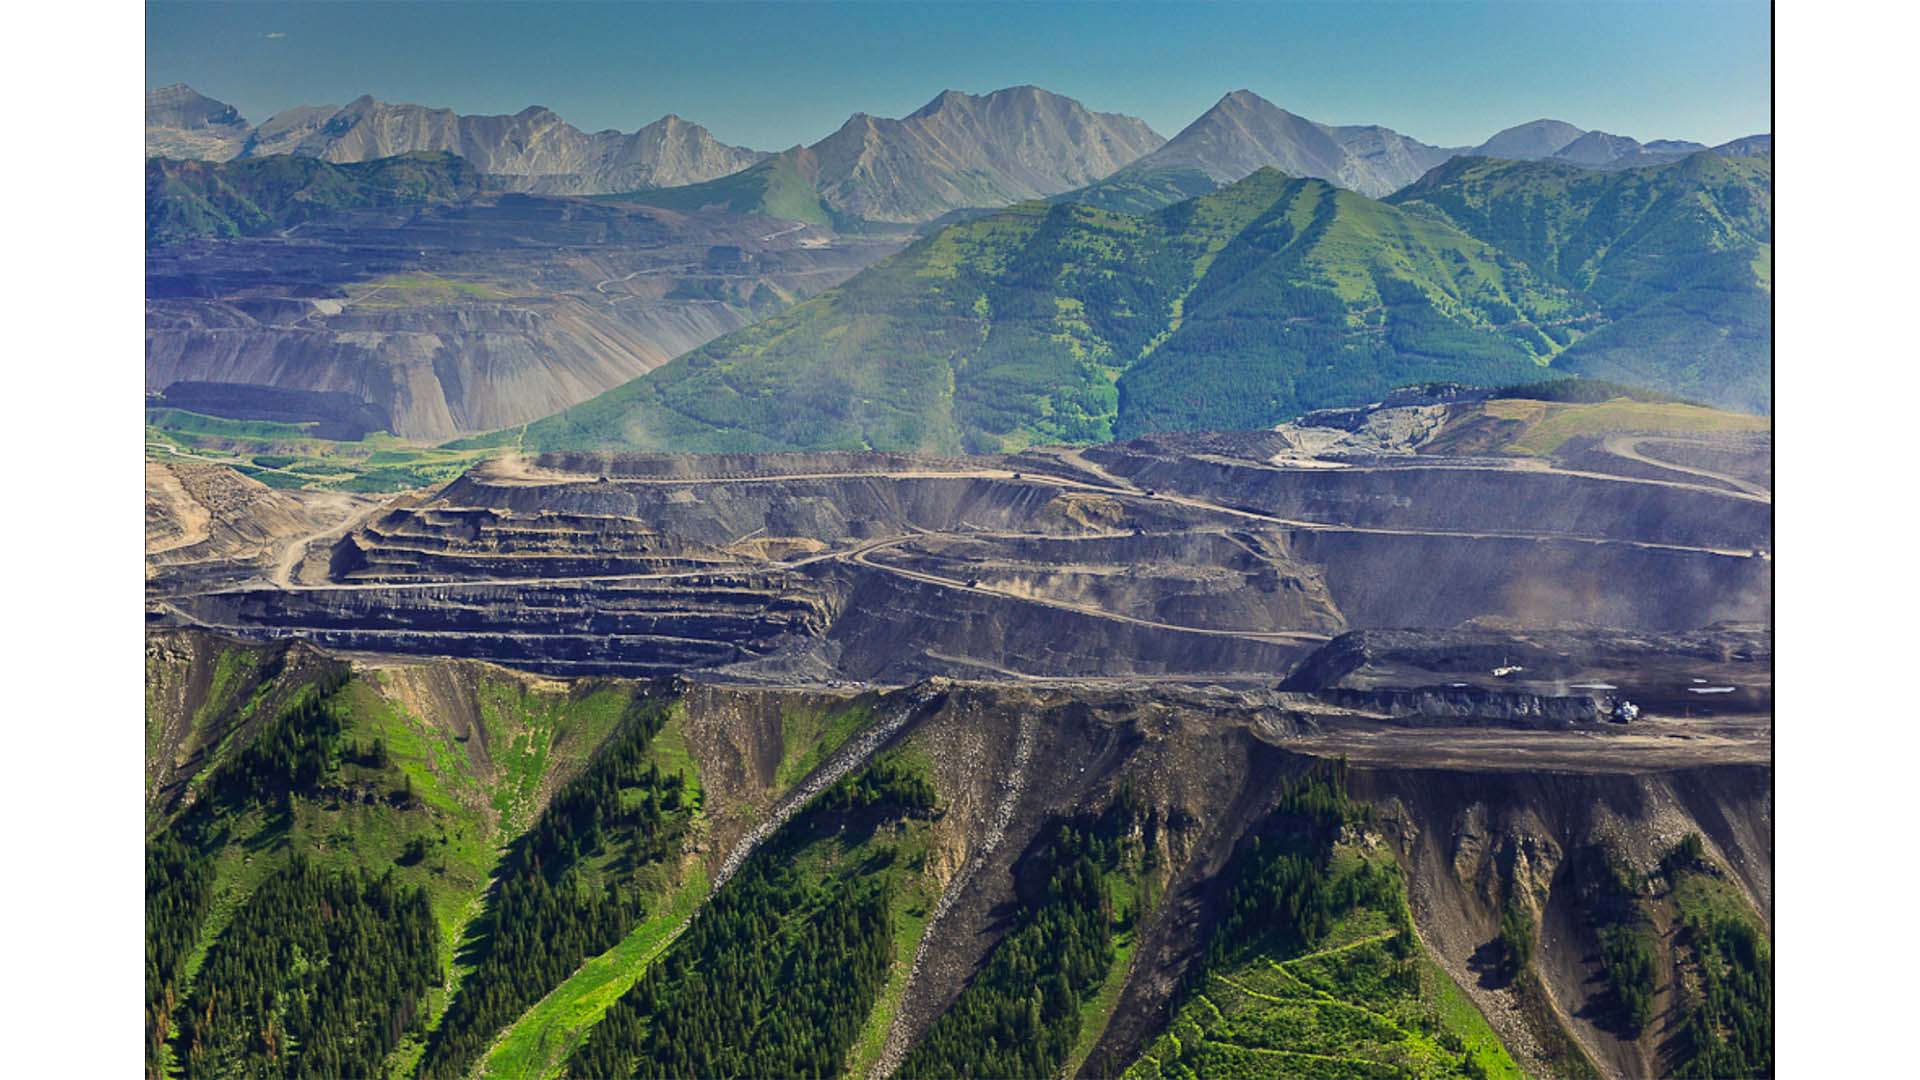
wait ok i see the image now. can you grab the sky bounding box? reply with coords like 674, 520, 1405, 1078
146, 1, 1772, 150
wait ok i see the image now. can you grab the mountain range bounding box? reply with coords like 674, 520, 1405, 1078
1066, 90, 1767, 213
146, 82, 1771, 451
491, 147, 1770, 456
621, 85, 1167, 227
150, 83, 1767, 223
145, 84, 767, 193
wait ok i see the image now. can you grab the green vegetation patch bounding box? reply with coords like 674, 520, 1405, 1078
146, 667, 504, 1080
568, 751, 939, 1078
897, 790, 1156, 1080
147, 413, 501, 493
1483, 398, 1770, 456
420, 695, 696, 1079
1573, 840, 1659, 1036
1665, 837, 1773, 1079
775, 699, 875, 789
477, 866, 710, 1080
147, 151, 485, 244
175, 856, 438, 1079
1125, 763, 1523, 1080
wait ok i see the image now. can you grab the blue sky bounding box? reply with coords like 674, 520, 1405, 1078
147, 1, 1771, 149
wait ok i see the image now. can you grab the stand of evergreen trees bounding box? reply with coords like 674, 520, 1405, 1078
568, 754, 937, 1080
1496, 897, 1536, 979
894, 797, 1146, 1080
1668, 838, 1773, 1079
210, 690, 344, 806
1205, 759, 1408, 969
1577, 842, 1659, 1035
175, 855, 438, 1079
421, 699, 693, 1080
147, 671, 361, 1080
146, 830, 215, 1080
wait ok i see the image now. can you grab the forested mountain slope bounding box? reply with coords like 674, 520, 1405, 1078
145, 628, 1773, 1080
146, 152, 486, 244
1390, 152, 1773, 412
502, 149, 1769, 455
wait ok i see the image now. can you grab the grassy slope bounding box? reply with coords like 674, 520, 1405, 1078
513, 168, 1579, 455
1481, 398, 1771, 456
473, 715, 712, 1080
563, 746, 940, 1079
1114, 175, 1569, 436
1063, 849, 1169, 1076
1124, 844, 1525, 1080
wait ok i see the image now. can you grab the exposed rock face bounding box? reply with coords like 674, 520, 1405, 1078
802, 86, 1167, 223
144, 85, 767, 192
1351, 763, 1771, 1078
1100, 90, 1461, 198
145, 84, 250, 161
239, 97, 769, 193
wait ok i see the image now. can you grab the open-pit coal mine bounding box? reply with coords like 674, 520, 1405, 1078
144, 418, 1772, 1080
149, 427, 1770, 686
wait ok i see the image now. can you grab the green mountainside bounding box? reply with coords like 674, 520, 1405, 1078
1388, 152, 1773, 412
146, 151, 486, 244
502, 168, 1579, 454
1058, 165, 1225, 216
499, 152, 1769, 454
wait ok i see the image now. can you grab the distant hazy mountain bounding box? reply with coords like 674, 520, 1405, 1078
1550, 130, 1647, 166
1466, 120, 1767, 172
144, 85, 768, 193
1713, 134, 1774, 158
145, 84, 251, 161
1470, 118, 1588, 160
1645, 138, 1711, 155
1066, 90, 1459, 210
1472, 121, 1769, 172
624, 86, 1165, 228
